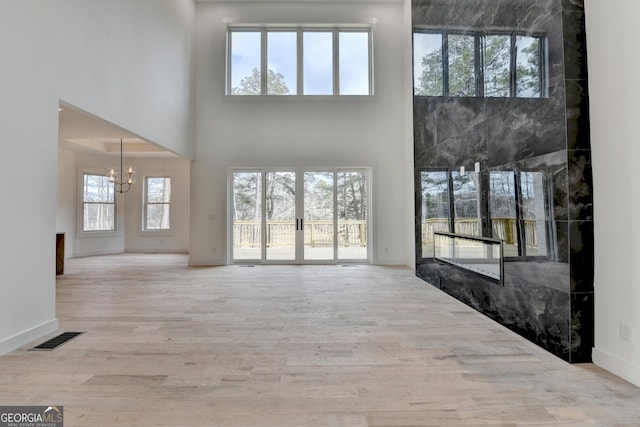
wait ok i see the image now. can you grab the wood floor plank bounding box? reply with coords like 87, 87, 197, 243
0, 253, 638, 426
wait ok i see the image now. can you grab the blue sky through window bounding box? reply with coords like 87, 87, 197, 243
303, 32, 333, 95
267, 32, 297, 94
339, 32, 369, 95
231, 31, 261, 93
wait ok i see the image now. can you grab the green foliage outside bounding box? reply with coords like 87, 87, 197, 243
416, 34, 541, 97
232, 67, 290, 95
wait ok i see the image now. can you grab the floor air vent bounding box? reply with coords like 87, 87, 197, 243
29, 332, 84, 351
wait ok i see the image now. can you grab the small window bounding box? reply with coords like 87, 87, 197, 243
227, 26, 372, 96
144, 177, 171, 231
83, 174, 115, 231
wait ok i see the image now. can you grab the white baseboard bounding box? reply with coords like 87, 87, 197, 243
188, 258, 226, 266
0, 319, 59, 355
125, 249, 189, 254
592, 347, 640, 387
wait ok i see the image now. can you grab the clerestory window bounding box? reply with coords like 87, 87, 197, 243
227, 25, 373, 96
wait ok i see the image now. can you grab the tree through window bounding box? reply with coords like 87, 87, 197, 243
413, 30, 544, 98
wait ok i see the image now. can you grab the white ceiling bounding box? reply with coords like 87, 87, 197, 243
58, 104, 178, 158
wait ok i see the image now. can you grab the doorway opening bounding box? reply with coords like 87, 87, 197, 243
230, 168, 371, 264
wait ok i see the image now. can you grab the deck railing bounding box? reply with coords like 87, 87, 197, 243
421, 218, 539, 249
233, 220, 367, 248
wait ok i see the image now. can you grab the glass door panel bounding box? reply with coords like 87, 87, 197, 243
303, 171, 335, 260
337, 170, 368, 260
232, 171, 262, 261
265, 171, 296, 261
231, 168, 370, 264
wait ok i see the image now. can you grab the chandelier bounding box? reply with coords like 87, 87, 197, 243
107, 138, 136, 194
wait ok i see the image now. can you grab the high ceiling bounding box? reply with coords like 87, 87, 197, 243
58, 104, 177, 158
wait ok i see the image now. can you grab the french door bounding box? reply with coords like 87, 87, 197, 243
230, 168, 370, 264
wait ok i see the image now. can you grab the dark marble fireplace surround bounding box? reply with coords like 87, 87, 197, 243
413, 0, 592, 362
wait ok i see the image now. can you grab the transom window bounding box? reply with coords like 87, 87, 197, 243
413, 30, 545, 98
227, 25, 372, 96
144, 177, 172, 231
82, 174, 115, 232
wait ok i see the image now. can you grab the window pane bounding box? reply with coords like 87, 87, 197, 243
304, 172, 334, 260
230, 31, 261, 95
484, 35, 511, 97
337, 170, 368, 260
421, 171, 450, 257
267, 32, 296, 95
146, 204, 171, 230
520, 171, 547, 255
265, 171, 296, 260
413, 33, 443, 96
339, 31, 369, 95
448, 34, 476, 96
489, 171, 518, 256
83, 203, 114, 231
84, 174, 114, 203
232, 172, 262, 260
303, 31, 333, 95
147, 177, 171, 203
451, 171, 481, 235
516, 36, 541, 98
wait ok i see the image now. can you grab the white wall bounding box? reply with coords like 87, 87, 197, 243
585, 0, 640, 387
57, 0, 196, 159
0, 1, 60, 354
191, 0, 411, 266
124, 157, 191, 254
402, 0, 416, 268
0, 0, 195, 355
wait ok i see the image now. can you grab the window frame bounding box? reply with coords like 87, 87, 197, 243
226, 24, 374, 97
413, 28, 546, 98
78, 170, 118, 236
143, 175, 173, 233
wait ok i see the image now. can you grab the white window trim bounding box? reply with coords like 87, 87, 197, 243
76, 167, 121, 238
226, 24, 374, 97
142, 175, 174, 234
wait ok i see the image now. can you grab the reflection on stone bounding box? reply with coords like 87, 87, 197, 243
413, 0, 592, 363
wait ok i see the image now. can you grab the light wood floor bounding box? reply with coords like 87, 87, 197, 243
1, 254, 639, 426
